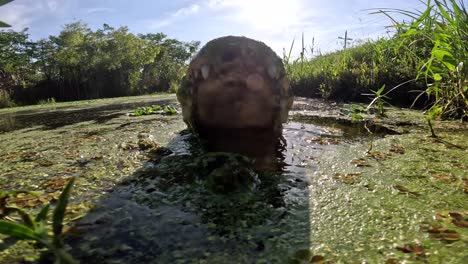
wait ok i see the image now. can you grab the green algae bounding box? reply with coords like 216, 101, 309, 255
0, 96, 467, 263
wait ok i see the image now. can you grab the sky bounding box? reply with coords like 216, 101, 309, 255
0, 0, 430, 57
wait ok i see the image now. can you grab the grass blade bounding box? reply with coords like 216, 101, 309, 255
0, 220, 40, 240
435, 0, 454, 23
52, 177, 75, 237
36, 203, 50, 222
287, 37, 295, 64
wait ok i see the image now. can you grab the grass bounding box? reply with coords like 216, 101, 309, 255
375, 0, 468, 120
287, 39, 425, 106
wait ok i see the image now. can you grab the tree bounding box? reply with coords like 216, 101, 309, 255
140, 33, 200, 92
0, 21, 200, 107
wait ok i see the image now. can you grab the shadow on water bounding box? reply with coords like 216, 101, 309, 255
0, 99, 174, 133
56, 116, 396, 264
60, 133, 302, 263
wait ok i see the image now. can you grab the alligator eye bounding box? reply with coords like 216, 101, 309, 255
268, 64, 278, 79
201, 65, 210, 79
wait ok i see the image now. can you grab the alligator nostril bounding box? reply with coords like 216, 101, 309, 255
246, 73, 264, 91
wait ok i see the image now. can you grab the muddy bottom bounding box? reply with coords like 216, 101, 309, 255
0, 96, 467, 264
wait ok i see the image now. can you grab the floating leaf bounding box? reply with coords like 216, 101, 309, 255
350, 158, 370, 167
367, 151, 390, 161
9, 192, 44, 208
36, 158, 54, 167
393, 185, 421, 197
430, 230, 460, 242
334, 172, 362, 185
396, 244, 425, 255
41, 177, 71, 191
448, 212, 468, 228
310, 255, 325, 264
389, 144, 405, 154
424, 223, 461, 242
306, 137, 342, 145
453, 219, 468, 228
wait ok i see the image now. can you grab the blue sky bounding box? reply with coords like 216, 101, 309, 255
0, 0, 428, 57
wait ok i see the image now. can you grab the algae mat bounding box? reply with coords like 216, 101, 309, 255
0, 95, 467, 263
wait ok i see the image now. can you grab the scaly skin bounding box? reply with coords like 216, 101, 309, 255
177, 36, 293, 140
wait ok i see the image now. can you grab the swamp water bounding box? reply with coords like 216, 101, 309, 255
0, 95, 466, 263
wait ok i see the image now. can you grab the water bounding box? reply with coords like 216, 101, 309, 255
0, 96, 466, 264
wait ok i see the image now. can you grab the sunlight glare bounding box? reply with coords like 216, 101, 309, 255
235, 0, 304, 32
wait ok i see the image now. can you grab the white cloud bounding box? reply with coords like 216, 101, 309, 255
203, 0, 309, 33
145, 3, 200, 29
46, 0, 59, 11
0, 2, 32, 29
86, 7, 116, 14
0, 0, 71, 31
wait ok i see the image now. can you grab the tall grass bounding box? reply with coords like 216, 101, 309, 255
373, 0, 467, 119
287, 0, 467, 120
286, 38, 424, 106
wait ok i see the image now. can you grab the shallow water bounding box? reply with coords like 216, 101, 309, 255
0, 96, 466, 263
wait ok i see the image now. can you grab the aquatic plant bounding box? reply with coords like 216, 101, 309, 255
0, 177, 78, 264
366, 85, 389, 117
133, 104, 177, 116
